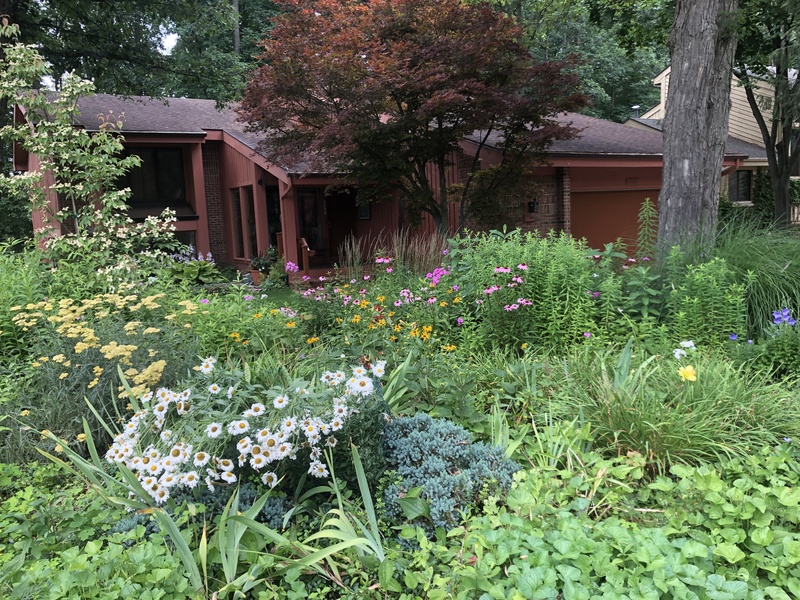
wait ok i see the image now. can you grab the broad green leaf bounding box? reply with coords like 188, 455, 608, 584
713, 543, 746, 564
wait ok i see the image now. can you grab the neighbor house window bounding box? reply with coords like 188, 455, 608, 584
729, 170, 752, 204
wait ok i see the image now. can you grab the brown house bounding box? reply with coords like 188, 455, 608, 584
18, 95, 759, 276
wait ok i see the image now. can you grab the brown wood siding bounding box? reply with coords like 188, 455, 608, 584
571, 190, 660, 252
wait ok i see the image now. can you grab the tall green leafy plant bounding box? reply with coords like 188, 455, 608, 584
666, 257, 750, 346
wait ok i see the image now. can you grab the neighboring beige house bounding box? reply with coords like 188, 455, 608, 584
627, 66, 773, 206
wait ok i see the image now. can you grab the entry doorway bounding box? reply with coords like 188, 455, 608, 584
297, 187, 357, 267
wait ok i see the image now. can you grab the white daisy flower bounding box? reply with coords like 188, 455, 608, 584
237, 436, 253, 454
217, 458, 234, 472
182, 471, 200, 489
244, 403, 266, 418
276, 442, 293, 458
206, 422, 223, 438
261, 471, 279, 488
308, 460, 329, 478
220, 471, 237, 484
281, 417, 298, 434
160, 473, 178, 488
250, 455, 267, 470
208, 383, 221, 394
193, 451, 211, 467
227, 386, 235, 400
346, 376, 373, 396
152, 486, 170, 505
227, 420, 250, 435
273, 395, 289, 409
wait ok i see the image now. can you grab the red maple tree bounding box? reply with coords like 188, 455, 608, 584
240, 0, 586, 233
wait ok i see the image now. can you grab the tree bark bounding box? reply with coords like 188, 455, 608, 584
658, 0, 739, 254
232, 0, 240, 55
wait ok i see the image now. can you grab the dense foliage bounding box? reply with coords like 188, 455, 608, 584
240, 0, 586, 233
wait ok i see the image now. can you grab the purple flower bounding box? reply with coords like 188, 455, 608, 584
783, 437, 792, 443
517, 263, 528, 270
583, 332, 592, 338
200, 298, 209, 304
386, 267, 393, 273
452, 285, 459, 291
730, 333, 738, 341
285, 261, 300, 273
494, 266, 511, 273
456, 317, 464, 326
244, 295, 253, 301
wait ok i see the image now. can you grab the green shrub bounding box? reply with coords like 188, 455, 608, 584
0, 246, 47, 358
382, 413, 520, 533
445, 229, 599, 351
666, 257, 749, 347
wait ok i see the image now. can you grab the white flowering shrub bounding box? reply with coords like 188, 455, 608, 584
105, 357, 388, 505
0, 22, 182, 295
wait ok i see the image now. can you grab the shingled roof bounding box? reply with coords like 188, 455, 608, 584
73, 96, 763, 172
470, 112, 755, 159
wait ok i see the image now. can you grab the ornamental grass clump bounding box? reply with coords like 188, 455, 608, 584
556, 340, 800, 473
382, 413, 520, 534
104, 357, 388, 505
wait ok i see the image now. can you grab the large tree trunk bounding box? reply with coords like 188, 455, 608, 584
658, 0, 739, 254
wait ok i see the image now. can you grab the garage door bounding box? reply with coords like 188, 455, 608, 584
571, 190, 659, 254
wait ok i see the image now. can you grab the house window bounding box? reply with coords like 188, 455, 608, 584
230, 185, 257, 260
729, 170, 752, 204
121, 148, 190, 215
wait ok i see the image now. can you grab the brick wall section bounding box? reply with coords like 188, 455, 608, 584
203, 143, 227, 264
518, 175, 558, 234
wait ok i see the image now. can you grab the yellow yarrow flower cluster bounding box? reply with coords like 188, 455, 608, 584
100, 341, 139, 365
